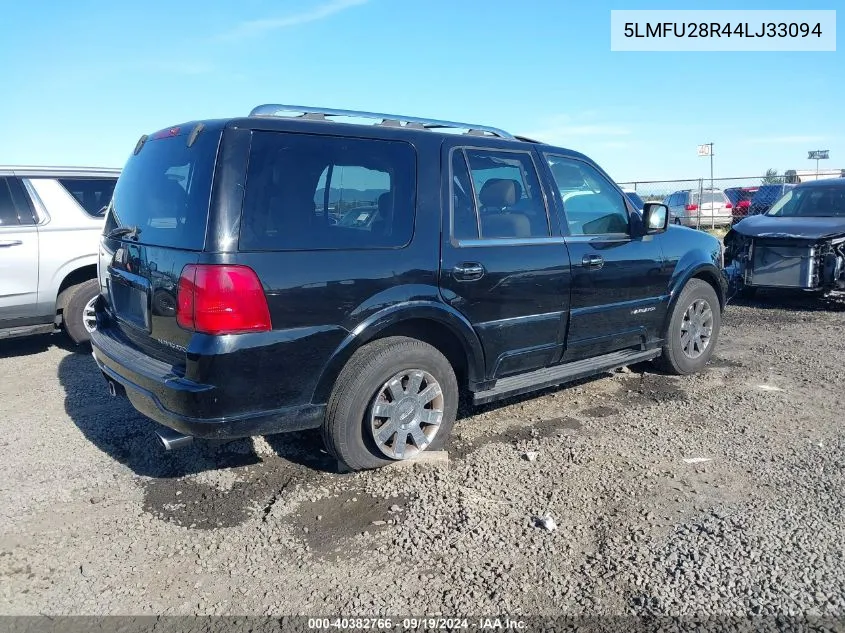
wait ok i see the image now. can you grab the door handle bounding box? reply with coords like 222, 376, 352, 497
0, 240, 23, 247
453, 262, 485, 281
582, 254, 604, 269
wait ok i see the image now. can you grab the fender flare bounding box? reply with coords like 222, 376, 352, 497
311, 300, 486, 404
662, 259, 728, 335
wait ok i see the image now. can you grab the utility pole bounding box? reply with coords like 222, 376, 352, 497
697, 142, 715, 229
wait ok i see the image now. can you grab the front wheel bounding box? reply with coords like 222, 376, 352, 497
322, 336, 459, 471
655, 279, 721, 375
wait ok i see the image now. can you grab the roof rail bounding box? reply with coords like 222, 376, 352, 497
248, 104, 515, 140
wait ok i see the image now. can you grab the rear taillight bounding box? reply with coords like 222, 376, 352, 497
725, 202, 732, 209
685, 204, 699, 212
738, 201, 750, 209
176, 264, 271, 335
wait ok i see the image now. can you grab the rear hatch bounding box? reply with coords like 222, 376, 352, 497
692, 190, 731, 222
100, 124, 221, 366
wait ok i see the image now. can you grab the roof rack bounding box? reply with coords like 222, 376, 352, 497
248, 104, 515, 140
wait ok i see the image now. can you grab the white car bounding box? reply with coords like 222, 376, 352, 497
0, 166, 120, 343
663, 188, 733, 228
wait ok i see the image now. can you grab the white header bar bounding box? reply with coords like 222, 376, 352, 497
611, 10, 836, 51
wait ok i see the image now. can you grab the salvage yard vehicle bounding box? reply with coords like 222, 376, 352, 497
0, 166, 120, 344
725, 178, 845, 298
90, 105, 728, 470
663, 188, 733, 227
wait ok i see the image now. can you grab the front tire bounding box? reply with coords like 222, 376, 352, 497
63, 279, 101, 345
656, 279, 721, 375
322, 336, 459, 471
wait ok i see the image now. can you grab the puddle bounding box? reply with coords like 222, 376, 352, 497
581, 405, 619, 418
617, 374, 688, 405
140, 431, 338, 529
450, 416, 583, 460
707, 357, 745, 369
291, 488, 407, 560
142, 459, 299, 529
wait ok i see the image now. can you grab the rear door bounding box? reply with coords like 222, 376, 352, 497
543, 154, 671, 360
101, 124, 220, 363
0, 176, 40, 322
439, 144, 571, 379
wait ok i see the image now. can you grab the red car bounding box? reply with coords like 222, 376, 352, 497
724, 186, 759, 221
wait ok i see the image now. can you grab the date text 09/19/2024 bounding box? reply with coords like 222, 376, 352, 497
623, 22, 823, 39
306, 618, 527, 630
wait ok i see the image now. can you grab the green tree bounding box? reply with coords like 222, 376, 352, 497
761, 168, 780, 184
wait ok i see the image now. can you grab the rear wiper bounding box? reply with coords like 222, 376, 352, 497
107, 225, 141, 240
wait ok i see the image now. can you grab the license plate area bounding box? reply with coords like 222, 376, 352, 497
108, 268, 152, 332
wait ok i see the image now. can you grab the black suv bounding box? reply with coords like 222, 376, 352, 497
90, 104, 727, 470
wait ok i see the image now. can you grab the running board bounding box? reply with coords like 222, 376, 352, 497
472, 348, 661, 405
0, 323, 57, 340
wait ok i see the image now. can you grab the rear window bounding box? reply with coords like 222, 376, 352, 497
692, 191, 726, 205
105, 127, 220, 250
57, 178, 117, 217
239, 131, 416, 251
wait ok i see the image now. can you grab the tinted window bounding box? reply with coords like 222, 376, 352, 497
105, 128, 221, 250
450, 151, 479, 240
240, 132, 415, 251
461, 149, 549, 239
546, 155, 629, 235
0, 178, 18, 226
58, 178, 117, 217
0, 177, 36, 226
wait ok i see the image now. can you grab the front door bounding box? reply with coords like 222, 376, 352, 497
543, 154, 671, 361
0, 177, 40, 323
439, 144, 571, 379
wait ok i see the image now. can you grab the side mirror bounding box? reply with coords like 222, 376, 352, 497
643, 203, 669, 233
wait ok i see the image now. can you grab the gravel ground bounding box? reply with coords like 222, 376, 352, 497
1, 292, 843, 618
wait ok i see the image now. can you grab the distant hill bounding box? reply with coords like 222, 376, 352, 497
314, 187, 388, 205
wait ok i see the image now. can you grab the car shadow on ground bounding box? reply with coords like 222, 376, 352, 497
0, 333, 79, 358
57, 350, 337, 478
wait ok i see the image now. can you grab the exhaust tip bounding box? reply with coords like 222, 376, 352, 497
156, 428, 194, 451
107, 380, 117, 397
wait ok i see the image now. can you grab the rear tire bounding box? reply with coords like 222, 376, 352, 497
322, 336, 459, 472
655, 279, 721, 375
63, 279, 100, 345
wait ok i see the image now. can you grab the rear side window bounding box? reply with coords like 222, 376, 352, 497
0, 178, 18, 226
58, 178, 117, 217
240, 131, 416, 251
0, 177, 36, 226
450, 148, 550, 240
106, 128, 221, 250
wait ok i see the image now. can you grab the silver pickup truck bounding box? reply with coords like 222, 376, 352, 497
0, 166, 120, 344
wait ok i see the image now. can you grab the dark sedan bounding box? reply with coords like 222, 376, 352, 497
724, 178, 845, 297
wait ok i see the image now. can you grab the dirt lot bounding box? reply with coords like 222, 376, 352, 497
1, 293, 844, 618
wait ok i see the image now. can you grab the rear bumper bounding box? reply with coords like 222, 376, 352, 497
90, 327, 325, 439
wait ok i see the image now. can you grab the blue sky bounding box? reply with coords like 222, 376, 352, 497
0, 0, 841, 182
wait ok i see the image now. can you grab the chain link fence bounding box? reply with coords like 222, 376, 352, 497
619, 175, 792, 231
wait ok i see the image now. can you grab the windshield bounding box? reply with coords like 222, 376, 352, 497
105, 127, 221, 250
766, 185, 845, 218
